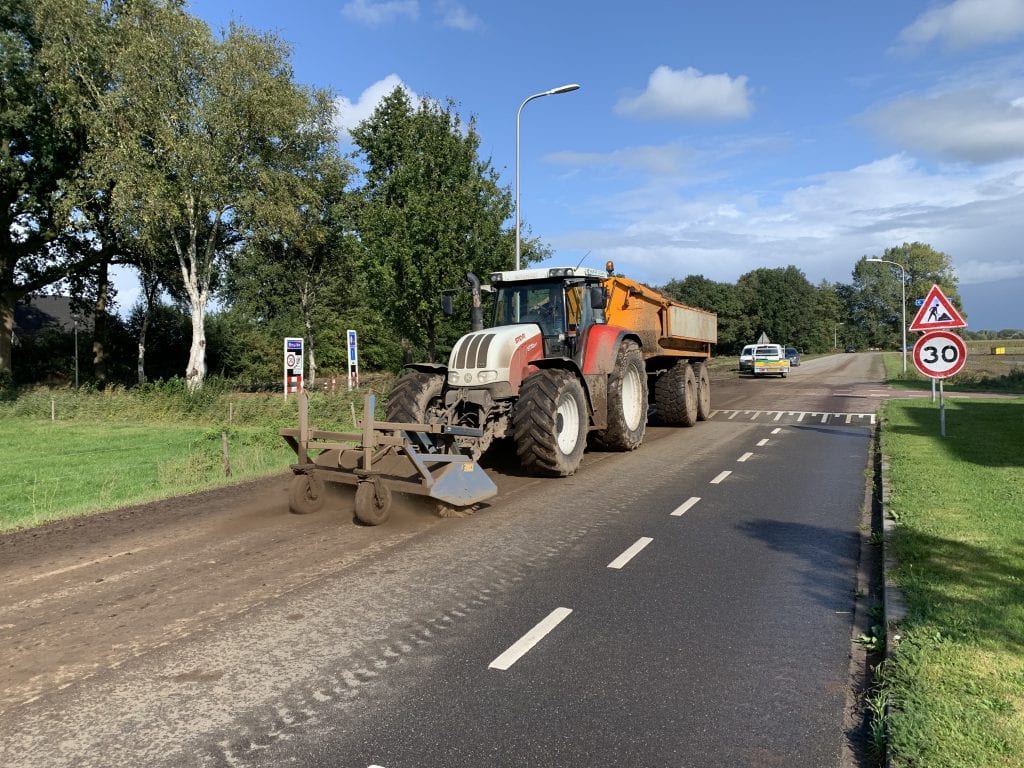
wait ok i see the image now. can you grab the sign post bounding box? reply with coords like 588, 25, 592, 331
284, 337, 304, 398
347, 329, 359, 391
908, 284, 967, 427
912, 330, 967, 437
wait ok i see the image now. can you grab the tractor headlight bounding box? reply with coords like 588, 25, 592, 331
477, 370, 497, 383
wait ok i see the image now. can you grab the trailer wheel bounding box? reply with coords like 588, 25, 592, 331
694, 362, 712, 421
592, 340, 648, 451
386, 370, 446, 423
354, 480, 392, 526
289, 473, 326, 515
653, 360, 698, 427
513, 370, 587, 477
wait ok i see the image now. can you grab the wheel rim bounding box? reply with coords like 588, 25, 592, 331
622, 365, 644, 431
555, 391, 581, 454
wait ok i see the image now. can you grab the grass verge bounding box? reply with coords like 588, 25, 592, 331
879, 397, 1024, 767
0, 379, 395, 531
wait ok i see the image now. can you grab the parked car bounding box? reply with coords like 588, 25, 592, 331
738, 344, 756, 371
784, 347, 801, 366
845, 344, 856, 353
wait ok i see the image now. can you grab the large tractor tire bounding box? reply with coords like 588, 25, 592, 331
512, 370, 588, 477
592, 339, 648, 451
653, 360, 698, 427
693, 362, 712, 421
386, 370, 446, 424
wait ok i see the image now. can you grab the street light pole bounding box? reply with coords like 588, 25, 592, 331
515, 83, 580, 270
866, 257, 908, 374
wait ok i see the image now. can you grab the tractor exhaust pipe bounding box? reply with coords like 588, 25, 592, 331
466, 272, 483, 332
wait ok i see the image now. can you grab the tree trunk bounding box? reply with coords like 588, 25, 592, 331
185, 293, 207, 392
0, 293, 14, 378
136, 272, 160, 385
91, 260, 110, 386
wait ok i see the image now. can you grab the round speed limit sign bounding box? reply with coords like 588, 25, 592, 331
913, 330, 967, 379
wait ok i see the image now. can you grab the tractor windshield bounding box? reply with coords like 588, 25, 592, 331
492, 281, 567, 338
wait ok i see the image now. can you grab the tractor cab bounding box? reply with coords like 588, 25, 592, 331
488, 267, 607, 361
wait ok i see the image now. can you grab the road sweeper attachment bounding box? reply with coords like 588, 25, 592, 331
280, 391, 496, 525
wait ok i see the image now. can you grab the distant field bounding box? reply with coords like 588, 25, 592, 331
883, 341, 1024, 392
0, 419, 294, 531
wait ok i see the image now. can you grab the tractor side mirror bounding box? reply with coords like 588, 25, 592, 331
590, 285, 607, 310
440, 294, 454, 317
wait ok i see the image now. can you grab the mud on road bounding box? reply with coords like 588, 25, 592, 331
0, 473, 451, 712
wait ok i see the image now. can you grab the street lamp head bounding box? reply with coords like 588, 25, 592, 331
546, 83, 580, 96
866, 258, 882, 262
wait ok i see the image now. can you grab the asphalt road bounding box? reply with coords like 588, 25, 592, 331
0, 352, 884, 768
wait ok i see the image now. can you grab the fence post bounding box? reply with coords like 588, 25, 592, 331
221, 431, 232, 477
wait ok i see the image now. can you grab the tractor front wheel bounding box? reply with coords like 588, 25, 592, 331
513, 370, 587, 477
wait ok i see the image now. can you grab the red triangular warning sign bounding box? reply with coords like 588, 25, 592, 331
909, 284, 966, 331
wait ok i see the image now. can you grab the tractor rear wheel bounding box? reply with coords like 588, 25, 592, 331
592, 339, 648, 451
694, 362, 712, 421
513, 370, 587, 477
386, 370, 446, 423
653, 360, 698, 427
289, 473, 326, 515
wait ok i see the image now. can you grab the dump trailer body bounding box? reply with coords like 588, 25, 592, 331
602, 276, 716, 360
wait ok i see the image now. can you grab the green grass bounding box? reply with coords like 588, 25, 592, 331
0, 378, 397, 531
879, 398, 1024, 767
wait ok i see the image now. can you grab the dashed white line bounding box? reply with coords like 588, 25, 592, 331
771, 427, 782, 434
756, 438, 769, 447
727, 411, 739, 420
608, 537, 654, 570
671, 497, 701, 516
750, 411, 761, 420
773, 411, 783, 421
710, 470, 732, 484
489, 607, 573, 670
797, 413, 806, 422
737, 452, 753, 462
820, 413, 829, 423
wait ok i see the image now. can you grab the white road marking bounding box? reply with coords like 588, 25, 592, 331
710, 470, 732, 484
727, 411, 739, 420
737, 452, 753, 462
771, 427, 782, 434
820, 413, 829, 423
489, 607, 573, 670
774, 411, 783, 421
756, 439, 769, 447
608, 537, 654, 570
846, 413, 853, 424
750, 411, 761, 420
671, 497, 701, 516
708, 410, 719, 418
797, 412, 806, 422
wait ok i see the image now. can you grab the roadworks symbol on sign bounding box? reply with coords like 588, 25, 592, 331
909, 284, 966, 332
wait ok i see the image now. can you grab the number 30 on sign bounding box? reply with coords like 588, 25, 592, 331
913, 330, 967, 379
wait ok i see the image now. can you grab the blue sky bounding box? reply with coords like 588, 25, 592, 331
183, 0, 1024, 329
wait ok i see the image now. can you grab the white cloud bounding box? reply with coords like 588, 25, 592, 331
865, 89, 1024, 164
898, 0, 1024, 50
435, 0, 482, 31
333, 74, 420, 135
615, 66, 752, 121
341, 0, 418, 26
544, 153, 1024, 296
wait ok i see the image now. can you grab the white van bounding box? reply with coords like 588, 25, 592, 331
752, 344, 789, 377
738, 344, 756, 371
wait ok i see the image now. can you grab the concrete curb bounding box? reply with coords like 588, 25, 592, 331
877, 420, 907, 768
878, 431, 907, 653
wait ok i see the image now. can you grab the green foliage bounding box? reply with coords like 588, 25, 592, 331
350, 88, 515, 364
